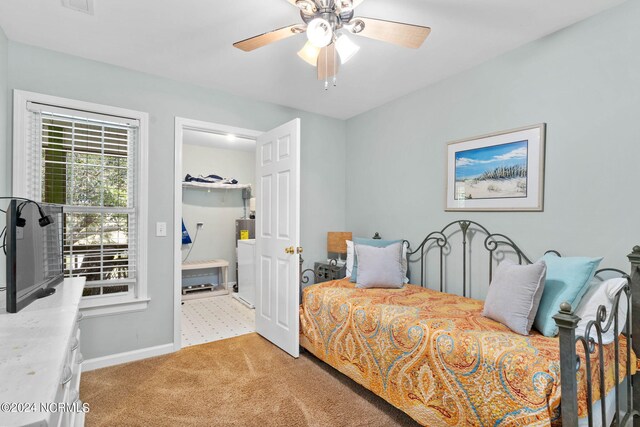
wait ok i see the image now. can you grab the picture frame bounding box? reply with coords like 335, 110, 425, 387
445, 123, 546, 211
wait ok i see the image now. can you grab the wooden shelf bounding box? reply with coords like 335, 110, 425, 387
182, 181, 251, 191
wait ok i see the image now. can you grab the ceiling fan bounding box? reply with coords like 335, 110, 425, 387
233, 0, 431, 88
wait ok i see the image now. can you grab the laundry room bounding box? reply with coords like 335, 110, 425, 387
180, 126, 256, 348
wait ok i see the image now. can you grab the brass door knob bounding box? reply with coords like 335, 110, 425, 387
285, 246, 295, 254
296, 247, 303, 254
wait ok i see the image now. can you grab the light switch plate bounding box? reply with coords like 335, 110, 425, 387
156, 222, 167, 237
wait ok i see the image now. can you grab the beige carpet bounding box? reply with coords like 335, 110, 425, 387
81, 333, 420, 426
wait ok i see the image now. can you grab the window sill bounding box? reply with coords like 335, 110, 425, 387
80, 294, 150, 318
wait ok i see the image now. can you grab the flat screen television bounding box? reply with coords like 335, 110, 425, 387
5, 200, 64, 313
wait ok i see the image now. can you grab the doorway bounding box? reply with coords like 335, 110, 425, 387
174, 117, 302, 356
173, 118, 261, 350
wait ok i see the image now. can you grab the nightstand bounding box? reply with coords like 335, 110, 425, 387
314, 261, 347, 282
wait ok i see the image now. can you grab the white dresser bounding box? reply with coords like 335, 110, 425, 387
0, 277, 86, 427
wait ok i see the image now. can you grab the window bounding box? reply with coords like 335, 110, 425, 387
14, 91, 149, 316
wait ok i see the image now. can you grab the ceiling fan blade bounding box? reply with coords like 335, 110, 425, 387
317, 43, 339, 81
233, 25, 303, 52
349, 17, 431, 49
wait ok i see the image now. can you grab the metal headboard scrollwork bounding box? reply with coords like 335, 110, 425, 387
406, 220, 532, 297
299, 256, 340, 303
299, 257, 313, 304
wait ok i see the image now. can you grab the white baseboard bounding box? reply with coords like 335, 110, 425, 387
231, 293, 255, 309
83, 343, 175, 372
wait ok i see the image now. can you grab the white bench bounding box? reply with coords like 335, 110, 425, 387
181, 259, 229, 297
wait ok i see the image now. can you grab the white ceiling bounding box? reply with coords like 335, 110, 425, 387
0, 0, 626, 119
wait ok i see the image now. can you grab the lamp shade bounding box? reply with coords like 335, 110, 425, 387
327, 232, 352, 254
335, 34, 359, 64
307, 17, 332, 48
297, 41, 321, 66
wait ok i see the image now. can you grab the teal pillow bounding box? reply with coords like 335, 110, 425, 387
350, 238, 402, 283
533, 253, 602, 337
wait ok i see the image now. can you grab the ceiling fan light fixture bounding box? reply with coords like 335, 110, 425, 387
307, 18, 333, 48
233, 3, 430, 89
335, 34, 359, 64
297, 41, 321, 66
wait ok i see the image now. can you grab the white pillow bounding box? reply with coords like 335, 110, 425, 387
401, 241, 409, 284
346, 240, 354, 277
574, 277, 628, 345
354, 242, 404, 289
346, 239, 409, 283
482, 259, 547, 335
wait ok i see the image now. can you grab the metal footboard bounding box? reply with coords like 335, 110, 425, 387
554, 248, 640, 426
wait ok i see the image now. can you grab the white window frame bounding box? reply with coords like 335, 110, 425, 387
12, 90, 149, 317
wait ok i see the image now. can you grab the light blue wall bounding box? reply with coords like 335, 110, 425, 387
0, 27, 7, 284
5, 41, 347, 359
346, 0, 640, 298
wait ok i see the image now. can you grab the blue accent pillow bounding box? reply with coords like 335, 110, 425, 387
350, 238, 402, 283
533, 253, 602, 337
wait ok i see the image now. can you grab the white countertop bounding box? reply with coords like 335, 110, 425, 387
0, 278, 85, 427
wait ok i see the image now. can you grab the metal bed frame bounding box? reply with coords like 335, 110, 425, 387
300, 220, 640, 426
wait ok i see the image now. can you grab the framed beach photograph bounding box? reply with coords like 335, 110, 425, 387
445, 124, 546, 211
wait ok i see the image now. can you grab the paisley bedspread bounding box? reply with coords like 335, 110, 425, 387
299, 279, 635, 426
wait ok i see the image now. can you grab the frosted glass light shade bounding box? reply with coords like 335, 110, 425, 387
307, 18, 332, 48
297, 41, 321, 66
335, 34, 360, 64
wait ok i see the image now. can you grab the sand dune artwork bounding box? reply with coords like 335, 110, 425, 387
446, 124, 545, 211
454, 140, 528, 200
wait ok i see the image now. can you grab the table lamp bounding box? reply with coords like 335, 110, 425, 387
327, 231, 352, 266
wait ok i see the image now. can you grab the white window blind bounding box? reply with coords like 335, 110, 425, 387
25, 102, 140, 297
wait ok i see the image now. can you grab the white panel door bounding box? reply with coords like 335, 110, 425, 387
255, 118, 300, 357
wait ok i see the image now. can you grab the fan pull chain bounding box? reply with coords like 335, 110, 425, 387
333, 47, 337, 87
324, 46, 329, 90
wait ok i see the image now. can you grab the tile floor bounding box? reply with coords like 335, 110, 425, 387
181, 293, 255, 348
